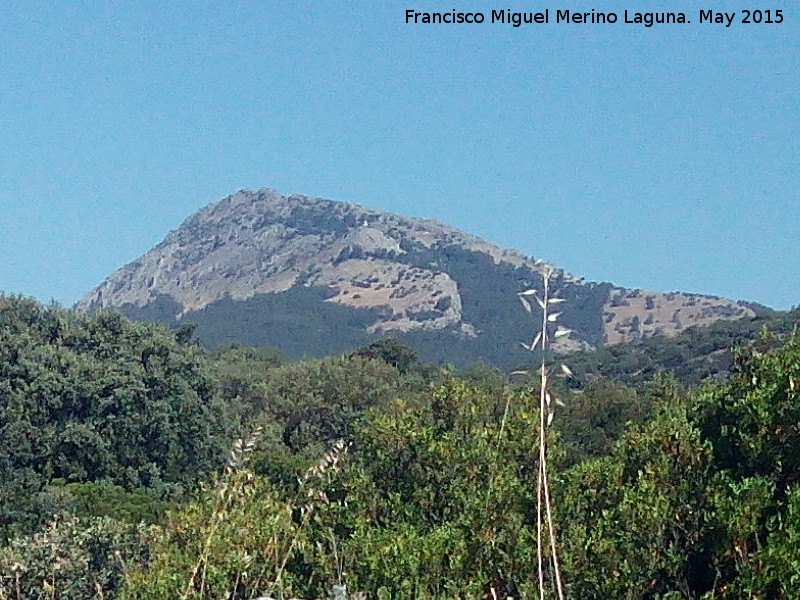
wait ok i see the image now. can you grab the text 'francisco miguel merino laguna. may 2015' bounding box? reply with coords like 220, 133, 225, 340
404, 8, 785, 28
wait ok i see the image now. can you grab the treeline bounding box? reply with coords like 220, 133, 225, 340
1, 294, 799, 598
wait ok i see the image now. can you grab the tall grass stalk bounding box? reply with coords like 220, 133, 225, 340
518, 264, 568, 600
180, 426, 264, 600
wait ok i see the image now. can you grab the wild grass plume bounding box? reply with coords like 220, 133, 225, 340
518, 263, 571, 600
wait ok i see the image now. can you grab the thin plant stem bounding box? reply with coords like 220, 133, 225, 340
534, 267, 566, 600
538, 274, 550, 600
542, 450, 565, 600
537, 451, 545, 600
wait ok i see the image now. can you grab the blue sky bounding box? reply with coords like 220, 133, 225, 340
1, 1, 797, 309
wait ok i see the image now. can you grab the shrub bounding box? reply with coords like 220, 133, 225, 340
0, 517, 156, 600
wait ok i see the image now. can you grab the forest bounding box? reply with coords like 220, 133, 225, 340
1, 292, 799, 599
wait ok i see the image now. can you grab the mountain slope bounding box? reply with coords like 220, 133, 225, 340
75, 188, 756, 366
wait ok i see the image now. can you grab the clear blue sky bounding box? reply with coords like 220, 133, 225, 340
1, 1, 797, 309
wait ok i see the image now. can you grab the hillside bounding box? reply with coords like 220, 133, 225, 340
75, 188, 756, 366
567, 305, 796, 389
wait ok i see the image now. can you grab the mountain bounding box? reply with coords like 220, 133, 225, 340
75, 188, 757, 366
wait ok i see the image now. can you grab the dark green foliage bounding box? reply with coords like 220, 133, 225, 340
113, 293, 183, 325
398, 243, 609, 345
555, 377, 651, 466
57, 482, 168, 524
353, 338, 419, 374
248, 354, 417, 485
558, 401, 712, 599
122, 468, 299, 600
694, 335, 800, 486
330, 380, 543, 598
744, 486, 800, 594
0, 295, 233, 540
209, 343, 284, 423
555, 333, 800, 598
175, 287, 382, 358
456, 361, 507, 396
208, 338, 443, 488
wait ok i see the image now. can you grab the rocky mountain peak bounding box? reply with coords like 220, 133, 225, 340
75, 188, 755, 364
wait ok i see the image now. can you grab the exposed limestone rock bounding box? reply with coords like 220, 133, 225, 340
601, 288, 753, 344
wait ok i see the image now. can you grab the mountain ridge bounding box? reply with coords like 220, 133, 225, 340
75, 188, 756, 365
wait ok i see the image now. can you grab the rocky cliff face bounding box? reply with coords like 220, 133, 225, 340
76, 189, 754, 363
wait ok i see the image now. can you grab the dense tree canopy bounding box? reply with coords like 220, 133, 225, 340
2, 294, 800, 599
0, 295, 233, 539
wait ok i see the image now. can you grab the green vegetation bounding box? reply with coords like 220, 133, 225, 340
123, 287, 384, 359
566, 306, 796, 389
0, 295, 232, 542
2, 293, 800, 599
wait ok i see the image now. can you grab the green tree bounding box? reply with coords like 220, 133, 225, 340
0, 296, 234, 539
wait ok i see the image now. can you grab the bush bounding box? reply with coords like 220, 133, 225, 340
0, 517, 156, 600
